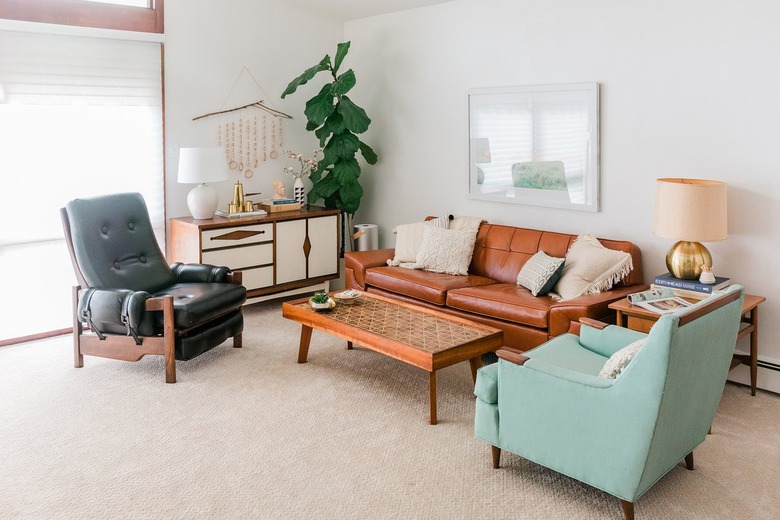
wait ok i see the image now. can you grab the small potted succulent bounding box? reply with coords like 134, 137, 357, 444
309, 291, 334, 310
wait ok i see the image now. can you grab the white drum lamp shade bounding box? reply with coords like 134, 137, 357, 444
652, 178, 727, 279
177, 147, 228, 219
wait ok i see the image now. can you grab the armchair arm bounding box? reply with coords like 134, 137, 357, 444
78, 287, 153, 340
496, 347, 530, 365
170, 262, 232, 283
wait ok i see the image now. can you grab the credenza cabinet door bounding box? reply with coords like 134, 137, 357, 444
307, 215, 338, 278
275, 219, 308, 284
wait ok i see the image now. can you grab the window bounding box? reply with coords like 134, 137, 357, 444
0, 2, 164, 344
0, 0, 163, 33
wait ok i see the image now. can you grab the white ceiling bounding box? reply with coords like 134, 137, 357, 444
292, 0, 458, 21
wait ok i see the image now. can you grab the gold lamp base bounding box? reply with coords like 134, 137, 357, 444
665, 241, 712, 280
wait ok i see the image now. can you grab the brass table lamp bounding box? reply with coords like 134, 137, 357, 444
652, 178, 727, 280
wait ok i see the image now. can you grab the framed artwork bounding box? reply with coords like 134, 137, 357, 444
468, 83, 599, 212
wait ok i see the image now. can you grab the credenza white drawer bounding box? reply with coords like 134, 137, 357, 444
202, 224, 273, 250
239, 266, 273, 291
202, 243, 273, 270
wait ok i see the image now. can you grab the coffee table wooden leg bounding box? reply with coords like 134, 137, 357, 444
429, 371, 437, 425
297, 325, 313, 363
469, 356, 484, 383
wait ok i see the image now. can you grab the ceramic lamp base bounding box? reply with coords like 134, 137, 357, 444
187, 183, 218, 220
665, 240, 712, 280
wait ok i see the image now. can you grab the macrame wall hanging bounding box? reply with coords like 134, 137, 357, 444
193, 67, 293, 180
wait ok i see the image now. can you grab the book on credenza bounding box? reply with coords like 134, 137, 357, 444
627, 287, 694, 314
652, 272, 730, 293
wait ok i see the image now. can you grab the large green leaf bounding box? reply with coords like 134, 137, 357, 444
324, 112, 346, 135
304, 84, 336, 127
339, 178, 363, 215
333, 42, 350, 75
331, 157, 360, 184
338, 95, 371, 134
281, 56, 331, 98
332, 69, 356, 96
314, 172, 341, 198
359, 141, 377, 165
325, 131, 360, 160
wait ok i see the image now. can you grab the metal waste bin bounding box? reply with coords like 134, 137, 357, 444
353, 224, 378, 251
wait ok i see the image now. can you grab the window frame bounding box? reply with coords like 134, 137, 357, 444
0, 0, 163, 34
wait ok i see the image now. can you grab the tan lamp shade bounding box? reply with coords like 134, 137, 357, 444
652, 178, 727, 279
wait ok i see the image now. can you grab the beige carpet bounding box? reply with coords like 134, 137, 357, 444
1, 299, 778, 519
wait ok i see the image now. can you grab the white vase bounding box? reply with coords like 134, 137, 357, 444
293, 177, 305, 206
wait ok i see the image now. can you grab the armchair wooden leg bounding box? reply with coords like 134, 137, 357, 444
233, 332, 242, 348
491, 445, 501, 469
162, 296, 176, 384
685, 452, 694, 470
619, 499, 635, 520
72, 285, 83, 369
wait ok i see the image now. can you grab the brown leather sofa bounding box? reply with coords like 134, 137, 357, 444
345, 223, 648, 351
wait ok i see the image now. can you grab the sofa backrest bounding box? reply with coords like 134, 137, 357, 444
469, 223, 644, 287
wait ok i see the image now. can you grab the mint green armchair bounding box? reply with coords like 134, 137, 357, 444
474, 285, 744, 519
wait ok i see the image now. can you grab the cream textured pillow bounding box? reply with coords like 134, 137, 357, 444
416, 227, 478, 275
516, 251, 565, 296
551, 234, 633, 301
598, 339, 645, 379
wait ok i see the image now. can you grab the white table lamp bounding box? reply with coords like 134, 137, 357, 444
177, 147, 228, 219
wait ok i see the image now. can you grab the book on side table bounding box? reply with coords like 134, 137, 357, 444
627, 287, 694, 314
652, 272, 730, 294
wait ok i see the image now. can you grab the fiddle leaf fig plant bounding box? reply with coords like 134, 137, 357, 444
281, 41, 377, 216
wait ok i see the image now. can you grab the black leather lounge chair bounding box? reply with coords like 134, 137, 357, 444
61, 192, 246, 383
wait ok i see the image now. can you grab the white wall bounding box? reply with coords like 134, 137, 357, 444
164, 0, 343, 225
344, 0, 780, 391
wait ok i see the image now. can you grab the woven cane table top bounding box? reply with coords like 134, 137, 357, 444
290, 295, 498, 354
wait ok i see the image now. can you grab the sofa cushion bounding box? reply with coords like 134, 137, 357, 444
447, 284, 553, 329
598, 339, 646, 379
516, 251, 565, 296
416, 227, 479, 275
365, 266, 495, 306
552, 233, 633, 301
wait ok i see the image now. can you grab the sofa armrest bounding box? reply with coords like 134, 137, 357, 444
344, 248, 395, 290
548, 283, 650, 337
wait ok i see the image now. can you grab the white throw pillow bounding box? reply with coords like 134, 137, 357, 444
387, 218, 449, 267
416, 227, 478, 275
516, 251, 565, 296
551, 234, 633, 301
598, 339, 646, 379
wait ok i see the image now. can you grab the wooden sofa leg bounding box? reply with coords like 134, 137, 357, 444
491, 445, 501, 469
619, 499, 635, 520
233, 332, 242, 348
685, 452, 694, 470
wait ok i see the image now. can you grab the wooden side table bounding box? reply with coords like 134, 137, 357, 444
609, 294, 766, 396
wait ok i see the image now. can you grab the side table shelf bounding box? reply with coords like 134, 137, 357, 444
609, 294, 766, 396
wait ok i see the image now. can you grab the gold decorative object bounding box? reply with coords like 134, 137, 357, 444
652, 178, 727, 280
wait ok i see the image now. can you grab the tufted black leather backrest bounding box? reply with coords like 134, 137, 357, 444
64, 193, 175, 292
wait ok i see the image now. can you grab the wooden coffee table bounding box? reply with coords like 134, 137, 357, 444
282, 291, 503, 424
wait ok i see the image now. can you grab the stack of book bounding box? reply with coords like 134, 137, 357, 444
651, 272, 730, 299
259, 198, 301, 213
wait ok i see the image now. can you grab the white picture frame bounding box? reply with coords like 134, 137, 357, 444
467, 83, 599, 212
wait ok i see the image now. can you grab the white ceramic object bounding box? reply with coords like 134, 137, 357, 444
333, 289, 361, 304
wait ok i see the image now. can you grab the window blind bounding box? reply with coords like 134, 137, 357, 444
0, 28, 163, 342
